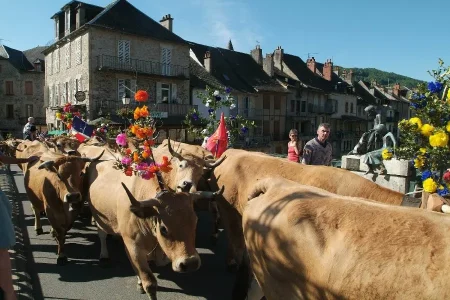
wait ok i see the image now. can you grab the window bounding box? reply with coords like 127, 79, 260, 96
118, 40, 130, 64
274, 95, 281, 110
76, 38, 82, 65
273, 120, 280, 140
161, 84, 170, 102
64, 82, 69, 104
350, 103, 354, 113
263, 120, 270, 135
34, 63, 42, 72
26, 104, 33, 118
118, 79, 136, 102
301, 101, 306, 112
161, 47, 172, 76
65, 43, 71, 69
55, 19, 59, 39
290, 100, 295, 112
65, 9, 70, 35
156, 82, 177, 103
345, 102, 348, 113
5, 81, 13, 95
25, 81, 33, 95
54, 49, 59, 73
6, 105, 14, 119
263, 95, 270, 109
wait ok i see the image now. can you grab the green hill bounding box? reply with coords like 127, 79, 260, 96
339, 67, 424, 89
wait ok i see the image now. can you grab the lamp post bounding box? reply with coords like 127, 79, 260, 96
122, 94, 131, 129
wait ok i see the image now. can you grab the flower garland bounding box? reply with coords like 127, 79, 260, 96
396, 60, 450, 196
55, 103, 83, 130
114, 90, 172, 180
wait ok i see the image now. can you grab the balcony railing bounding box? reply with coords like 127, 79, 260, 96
96, 55, 189, 78
97, 102, 197, 117
308, 104, 336, 114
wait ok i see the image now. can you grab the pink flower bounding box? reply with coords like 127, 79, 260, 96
121, 156, 132, 166
135, 162, 149, 171
443, 171, 450, 183
116, 133, 127, 147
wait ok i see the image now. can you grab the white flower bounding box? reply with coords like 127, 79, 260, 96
230, 103, 236, 109
201, 129, 209, 135
226, 95, 234, 102
205, 102, 210, 107
213, 90, 220, 96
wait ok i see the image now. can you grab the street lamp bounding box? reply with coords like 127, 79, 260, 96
122, 94, 131, 106
121, 94, 131, 130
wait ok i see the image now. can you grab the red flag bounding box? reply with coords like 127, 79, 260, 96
206, 113, 228, 158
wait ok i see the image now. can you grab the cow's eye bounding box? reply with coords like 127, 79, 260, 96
160, 225, 168, 237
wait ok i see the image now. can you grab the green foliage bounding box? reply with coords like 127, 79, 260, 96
5, 133, 13, 140
183, 86, 255, 146
339, 67, 424, 89
395, 59, 450, 194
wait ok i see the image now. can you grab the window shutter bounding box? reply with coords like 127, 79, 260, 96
79, 76, 83, 92
55, 84, 59, 106
49, 85, 53, 106
66, 43, 71, 69
156, 82, 162, 103
161, 48, 167, 75
124, 40, 130, 64
166, 48, 172, 75
118, 79, 125, 102
171, 83, 177, 103
118, 40, 124, 63
76, 38, 82, 65
48, 53, 52, 75
71, 78, 76, 102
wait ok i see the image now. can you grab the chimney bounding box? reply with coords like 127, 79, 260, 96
333, 66, 339, 76
75, 3, 86, 29
393, 82, 401, 97
344, 70, 353, 84
263, 53, 274, 77
323, 59, 333, 81
204, 51, 212, 73
250, 45, 262, 65
307, 57, 316, 74
160, 14, 173, 32
227, 40, 234, 51
274, 46, 284, 72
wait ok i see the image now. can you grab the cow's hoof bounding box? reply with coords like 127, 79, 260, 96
99, 257, 110, 268
35, 228, 43, 235
57, 256, 68, 266
226, 262, 238, 273
137, 283, 145, 294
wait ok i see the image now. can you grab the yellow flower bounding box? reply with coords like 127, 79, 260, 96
414, 156, 425, 168
447, 89, 450, 101
429, 131, 449, 147
420, 124, 435, 136
408, 117, 422, 130
419, 148, 427, 154
423, 178, 438, 193
381, 149, 393, 160
446, 121, 450, 132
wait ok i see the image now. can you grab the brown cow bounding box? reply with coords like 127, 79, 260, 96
209, 149, 406, 269
24, 148, 104, 265
239, 177, 450, 300
85, 159, 224, 299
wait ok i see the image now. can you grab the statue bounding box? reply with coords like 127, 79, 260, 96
363, 132, 396, 174
348, 105, 388, 155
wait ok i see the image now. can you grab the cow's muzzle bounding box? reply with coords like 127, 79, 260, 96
64, 192, 82, 203
178, 181, 194, 192
173, 254, 201, 273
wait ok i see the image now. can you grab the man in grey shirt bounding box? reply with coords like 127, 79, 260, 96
301, 123, 333, 166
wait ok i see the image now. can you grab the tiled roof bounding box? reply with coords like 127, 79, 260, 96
24, 46, 47, 64
189, 57, 225, 90
86, 0, 186, 44
0, 45, 34, 71
354, 81, 377, 106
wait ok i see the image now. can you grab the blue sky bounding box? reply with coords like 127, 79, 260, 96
0, 0, 446, 81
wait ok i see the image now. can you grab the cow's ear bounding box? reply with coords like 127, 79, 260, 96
129, 204, 158, 219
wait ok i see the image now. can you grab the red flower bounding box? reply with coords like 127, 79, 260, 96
135, 90, 149, 102
124, 167, 133, 176
443, 171, 450, 183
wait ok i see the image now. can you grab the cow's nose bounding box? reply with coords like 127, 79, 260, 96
174, 256, 200, 273
182, 181, 193, 191
65, 192, 82, 203
67, 150, 77, 156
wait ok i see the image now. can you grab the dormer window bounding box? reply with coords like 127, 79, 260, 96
65, 8, 71, 36
55, 18, 59, 39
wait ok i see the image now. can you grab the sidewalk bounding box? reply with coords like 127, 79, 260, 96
0, 165, 34, 300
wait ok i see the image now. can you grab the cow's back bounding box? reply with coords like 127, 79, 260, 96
243, 181, 450, 299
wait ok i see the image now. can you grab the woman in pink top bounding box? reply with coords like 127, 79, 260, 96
287, 129, 302, 162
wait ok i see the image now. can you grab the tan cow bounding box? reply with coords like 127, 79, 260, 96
238, 177, 450, 300
85, 159, 224, 300
24, 149, 104, 265
208, 149, 406, 270
0, 139, 23, 157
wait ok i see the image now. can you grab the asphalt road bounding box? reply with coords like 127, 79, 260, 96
10, 164, 236, 300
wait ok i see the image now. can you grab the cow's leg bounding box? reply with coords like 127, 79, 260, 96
45, 209, 68, 265
209, 201, 220, 245
31, 205, 43, 235
98, 228, 110, 267
123, 237, 158, 300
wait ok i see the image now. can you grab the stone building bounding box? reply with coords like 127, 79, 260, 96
0, 44, 46, 137
43, 0, 191, 135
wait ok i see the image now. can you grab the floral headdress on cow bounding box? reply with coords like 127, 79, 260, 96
113, 90, 172, 184
55, 103, 85, 130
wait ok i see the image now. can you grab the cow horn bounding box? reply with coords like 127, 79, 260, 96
152, 130, 161, 141
38, 160, 55, 170
79, 150, 105, 162
167, 138, 184, 161
121, 182, 140, 207
190, 185, 225, 199
204, 155, 227, 169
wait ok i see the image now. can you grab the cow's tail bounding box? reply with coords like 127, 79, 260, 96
231, 249, 253, 300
